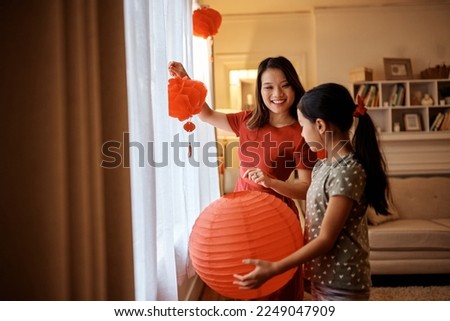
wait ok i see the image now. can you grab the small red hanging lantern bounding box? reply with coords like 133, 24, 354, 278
189, 191, 303, 300
168, 76, 206, 130
193, 7, 222, 39
168, 76, 207, 156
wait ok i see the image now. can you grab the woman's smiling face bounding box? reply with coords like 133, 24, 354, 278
260, 68, 295, 115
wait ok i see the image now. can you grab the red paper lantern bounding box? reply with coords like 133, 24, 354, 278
168, 76, 207, 133
193, 7, 222, 39
189, 191, 303, 300
168, 77, 206, 122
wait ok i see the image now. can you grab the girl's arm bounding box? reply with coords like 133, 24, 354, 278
243, 168, 312, 200
270, 168, 311, 199
168, 61, 233, 133
234, 195, 354, 289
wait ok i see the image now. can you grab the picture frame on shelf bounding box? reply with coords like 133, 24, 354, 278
403, 113, 422, 131
384, 58, 413, 80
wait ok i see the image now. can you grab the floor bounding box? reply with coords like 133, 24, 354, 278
199, 284, 229, 301
198, 274, 450, 301
371, 273, 450, 287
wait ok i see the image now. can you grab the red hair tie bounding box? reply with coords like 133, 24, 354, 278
353, 95, 367, 118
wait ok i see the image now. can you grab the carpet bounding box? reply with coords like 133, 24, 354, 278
369, 285, 450, 301
302, 286, 450, 301
203, 285, 450, 301
201, 274, 450, 301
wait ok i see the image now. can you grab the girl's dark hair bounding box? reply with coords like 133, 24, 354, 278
247, 56, 305, 129
298, 83, 390, 215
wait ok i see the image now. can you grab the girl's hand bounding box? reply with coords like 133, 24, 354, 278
233, 259, 276, 289
168, 61, 189, 79
243, 168, 272, 188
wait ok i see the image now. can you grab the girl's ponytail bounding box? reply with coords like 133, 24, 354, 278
353, 113, 390, 215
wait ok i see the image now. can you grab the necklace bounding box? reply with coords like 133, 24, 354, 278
269, 119, 296, 128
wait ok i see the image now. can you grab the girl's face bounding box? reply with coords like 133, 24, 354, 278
297, 109, 323, 152
260, 68, 295, 115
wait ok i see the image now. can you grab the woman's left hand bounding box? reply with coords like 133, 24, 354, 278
243, 168, 272, 187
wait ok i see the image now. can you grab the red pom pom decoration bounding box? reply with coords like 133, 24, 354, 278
168, 77, 206, 123
193, 7, 222, 39
168, 76, 206, 157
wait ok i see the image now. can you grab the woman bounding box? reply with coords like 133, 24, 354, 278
169, 56, 317, 300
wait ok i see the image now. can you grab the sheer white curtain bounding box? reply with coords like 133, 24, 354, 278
123, 0, 220, 300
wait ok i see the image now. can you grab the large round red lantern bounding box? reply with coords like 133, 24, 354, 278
189, 191, 303, 300
193, 7, 222, 39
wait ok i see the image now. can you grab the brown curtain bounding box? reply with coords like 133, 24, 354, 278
0, 0, 134, 300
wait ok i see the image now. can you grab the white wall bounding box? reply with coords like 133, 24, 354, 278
212, 12, 314, 108
315, 4, 450, 87
212, 3, 450, 107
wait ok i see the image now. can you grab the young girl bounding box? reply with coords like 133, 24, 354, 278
234, 83, 391, 300
169, 57, 317, 300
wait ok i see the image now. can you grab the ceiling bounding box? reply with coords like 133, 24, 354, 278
197, 0, 446, 15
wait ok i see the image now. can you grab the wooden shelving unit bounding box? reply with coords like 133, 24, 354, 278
352, 79, 450, 134
352, 79, 450, 176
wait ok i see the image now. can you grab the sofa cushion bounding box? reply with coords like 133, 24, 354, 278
432, 218, 450, 229
370, 250, 450, 260
390, 177, 450, 220
370, 258, 450, 275
369, 219, 450, 251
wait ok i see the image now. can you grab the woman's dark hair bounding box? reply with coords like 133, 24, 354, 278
247, 56, 305, 129
298, 83, 390, 215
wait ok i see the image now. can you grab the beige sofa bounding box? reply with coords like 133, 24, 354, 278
223, 168, 450, 275
368, 176, 450, 275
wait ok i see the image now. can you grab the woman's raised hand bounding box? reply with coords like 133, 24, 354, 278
168, 61, 189, 79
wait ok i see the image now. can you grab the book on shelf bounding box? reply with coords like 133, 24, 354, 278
364, 85, 378, 107
440, 111, 450, 131
389, 84, 398, 106
354, 84, 379, 107
430, 112, 444, 131
389, 84, 405, 106
430, 111, 450, 131
355, 84, 370, 103
395, 85, 405, 106
373, 91, 380, 107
